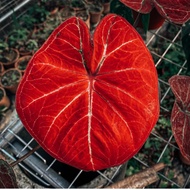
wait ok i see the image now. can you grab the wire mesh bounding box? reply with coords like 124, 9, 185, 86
0, 1, 189, 188
0, 0, 34, 32
131, 21, 189, 188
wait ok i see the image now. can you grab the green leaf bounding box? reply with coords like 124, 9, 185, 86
0, 159, 18, 188
141, 13, 150, 34
144, 138, 151, 149
110, 0, 134, 25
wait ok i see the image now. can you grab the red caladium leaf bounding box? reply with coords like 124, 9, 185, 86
0, 159, 18, 188
16, 14, 159, 171
169, 75, 190, 162
119, 0, 190, 24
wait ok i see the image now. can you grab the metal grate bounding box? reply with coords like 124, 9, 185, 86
132, 21, 189, 188
0, 8, 189, 187
0, 0, 34, 32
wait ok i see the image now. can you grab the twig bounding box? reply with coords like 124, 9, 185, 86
105, 163, 165, 188
10, 144, 41, 167
133, 12, 141, 28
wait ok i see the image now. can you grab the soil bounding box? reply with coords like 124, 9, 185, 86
0, 89, 4, 99
1, 69, 21, 86
0, 49, 17, 64
18, 60, 28, 71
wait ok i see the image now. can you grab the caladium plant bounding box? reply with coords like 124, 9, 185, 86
16, 14, 159, 171
0, 159, 18, 188
119, 0, 190, 24
169, 75, 190, 163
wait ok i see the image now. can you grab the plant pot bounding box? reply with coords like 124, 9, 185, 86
0, 48, 20, 69
0, 68, 22, 94
102, 2, 110, 14
70, 0, 86, 13
0, 87, 10, 112
76, 10, 90, 28
15, 55, 32, 75
0, 62, 5, 76
6, 28, 31, 47
18, 47, 33, 56
89, 4, 103, 25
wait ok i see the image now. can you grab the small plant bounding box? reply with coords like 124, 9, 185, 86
25, 39, 38, 52
15, 55, 32, 74
70, 0, 86, 8
7, 28, 30, 47
18, 14, 38, 30
0, 40, 9, 61
27, 3, 49, 24
0, 40, 9, 52
1, 69, 21, 87
0, 48, 19, 68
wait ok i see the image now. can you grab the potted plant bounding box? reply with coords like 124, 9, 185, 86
70, 0, 86, 13
88, 0, 103, 24
0, 40, 20, 69
7, 28, 31, 48
18, 39, 38, 56
29, 3, 49, 25
0, 68, 22, 94
15, 55, 32, 75
101, 0, 111, 14
0, 87, 11, 112
18, 13, 38, 31
31, 27, 50, 47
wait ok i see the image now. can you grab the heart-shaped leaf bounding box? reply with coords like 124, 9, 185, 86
169, 75, 190, 162
0, 159, 18, 188
119, 0, 190, 24
16, 14, 159, 171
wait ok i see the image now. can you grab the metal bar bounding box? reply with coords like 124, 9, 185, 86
0, 0, 32, 24
10, 141, 71, 188
0, 148, 51, 187
0, 119, 23, 148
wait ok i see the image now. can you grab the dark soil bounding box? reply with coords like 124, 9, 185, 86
1, 69, 21, 86
18, 60, 28, 71
0, 89, 4, 100
0, 49, 17, 64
